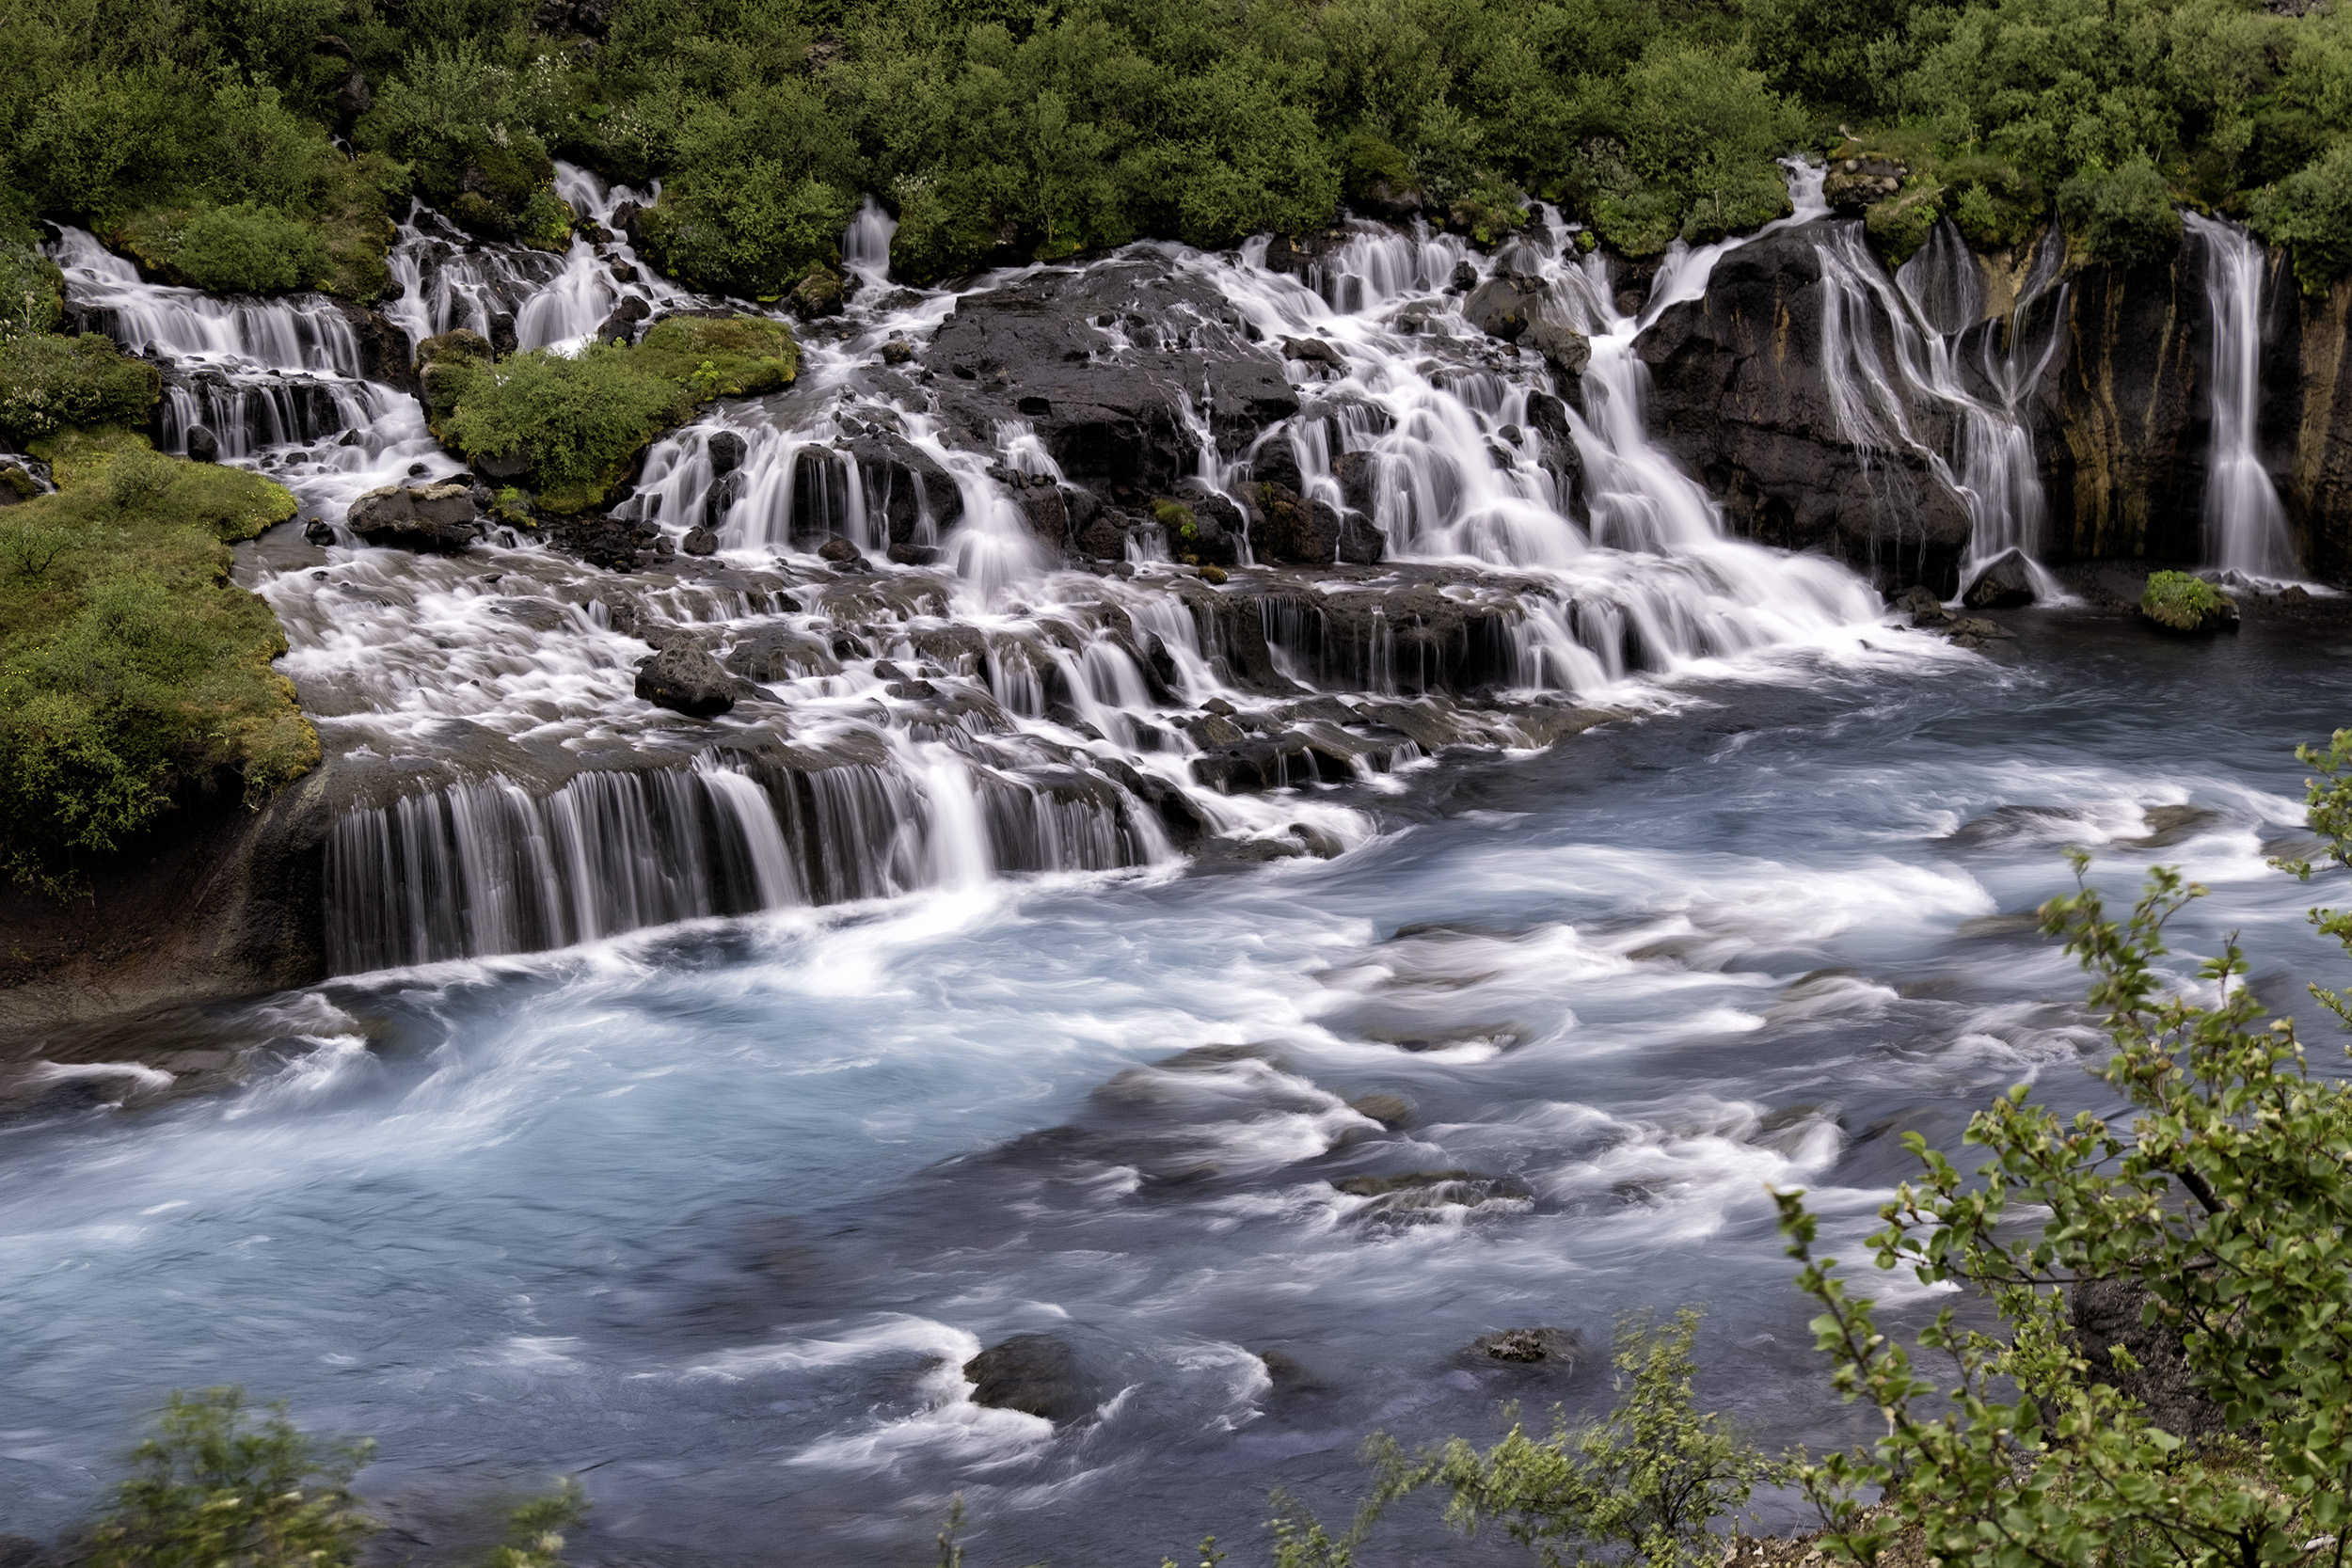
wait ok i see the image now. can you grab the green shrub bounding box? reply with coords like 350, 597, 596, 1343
2250, 141, 2352, 297
2139, 568, 2230, 629
2059, 154, 2185, 265
1864, 175, 1946, 265
1263, 1308, 1788, 1567
437, 316, 793, 510
1773, 730, 2352, 1565
0, 335, 161, 446
85, 1389, 373, 1568
0, 243, 66, 338
636, 166, 858, 299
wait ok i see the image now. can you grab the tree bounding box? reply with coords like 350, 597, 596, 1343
1774, 730, 2352, 1565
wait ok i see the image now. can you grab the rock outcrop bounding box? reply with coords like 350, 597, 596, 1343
346, 483, 481, 552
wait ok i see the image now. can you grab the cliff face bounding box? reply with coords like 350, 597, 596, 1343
1638, 215, 2352, 587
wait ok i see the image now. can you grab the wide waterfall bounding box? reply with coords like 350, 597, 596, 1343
2186, 213, 2299, 581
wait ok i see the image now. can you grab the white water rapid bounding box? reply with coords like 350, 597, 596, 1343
2185, 213, 2300, 582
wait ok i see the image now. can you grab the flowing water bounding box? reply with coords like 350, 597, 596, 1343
8, 173, 2344, 1563
2185, 214, 2301, 582
4, 615, 2344, 1566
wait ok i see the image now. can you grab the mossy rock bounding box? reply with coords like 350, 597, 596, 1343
0, 334, 161, 447
2139, 570, 2239, 634
1866, 176, 1947, 266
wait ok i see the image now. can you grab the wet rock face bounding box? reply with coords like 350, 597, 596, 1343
2071, 1275, 2227, 1439
920, 257, 1297, 496
1963, 547, 2037, 609
1637, 222, 1973, 594
346, 483, 480, 552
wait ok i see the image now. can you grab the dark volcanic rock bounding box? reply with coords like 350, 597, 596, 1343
1637, 221, 1972, 594
634, 641, 742, 718
962, 1333, 1085, 1420
334, 301, 418, 395
185, 425, 219, 463
2071, 1275, 2227, 1439
921, 258, 1296, 499
1468, 1326, 1585, 1369
346, 483, 480, 552
707, 430, 748, 477
1963, 546, 2038, 609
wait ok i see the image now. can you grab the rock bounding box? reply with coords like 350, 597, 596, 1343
332, 66, 372, 123
346, 483, 481, 552
1348, 1091, 1412, 1128
1946, 615, 2015, 649
789, 268, 847, 321
608, 199, 641, 238
1280, 336, 1345, 372
487, 311, 518, 358
303, 519, 336, 545
333, 302, 419, 395
594, 293, 650, 346
473, 446, 532, 483
682, 527, 719, 556
2071, 1275, 2226, 1438
816, 535, 863, 564
633, 641, 740, 718
1823, 157, 1906, 214
1523, 320, 1591, 384
2123, 803, 2220, 849
1257, 1350, 1324, 1394
1963, 547, 2037, 609
962, 1333, 1084, 1420
887, 542, 939, 565
1448, 260, 1478, 293
185, 425, 219, 463
881, 338, 915, 365
1893, 584, 1951, 625
0, 465, 37, 504
1463, 275, 1541, 341
706, 430, 747, 477
1468, 1326, 1585, 1369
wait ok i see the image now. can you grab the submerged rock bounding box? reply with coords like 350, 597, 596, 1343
1963, 548, 2038, 610
1467, 1326, 1585, 1369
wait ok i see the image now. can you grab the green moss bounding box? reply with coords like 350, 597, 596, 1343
1865, 175, 1946, 266
2140, 569, 2232, 631
0, 335, 161, 447
518, 188, 577, 255
435, 315, 797, 514
0, 436, 314, 891
1151, 498, 1199, 541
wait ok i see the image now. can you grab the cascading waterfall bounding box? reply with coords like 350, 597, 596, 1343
1813, 221, 2067, 598
52, 162, 1915, 977
2185, 213, 2298, 581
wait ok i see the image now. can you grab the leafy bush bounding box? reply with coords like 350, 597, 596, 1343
636, 166, 859, 298
2140, 568, 2231, 629
1864, 175, 1945, 265
437, 315, 794, 509
2059, 154, 2185, 265
0, 436, 310, 890
0, 334, 160, 446
2250, 141, 2352, 297
1263, 1308, 1788, 1566
1773, 730, 2352, 1565
86, 1388, 375, 1568
168, 203, 331, 293
0, 242, 65, 337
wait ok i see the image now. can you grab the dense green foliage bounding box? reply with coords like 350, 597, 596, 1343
1262, 1310, 1787, 1566
2141, 568, 2233, 629
87, 1389, 376, 1568
1772, 731, 2352, 1564
431, 313, 795, 509
0, 432, 315, 891
7, 0, 2352, 290
0, 332, 161, 445
72, 1387, 587, 1568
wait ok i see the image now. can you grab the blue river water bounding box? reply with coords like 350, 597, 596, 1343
3, 608, 2346, 1565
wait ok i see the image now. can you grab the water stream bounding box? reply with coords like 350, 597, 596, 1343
2185, 213, 2300, 582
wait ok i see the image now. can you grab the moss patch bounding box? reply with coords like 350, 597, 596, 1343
0, 335, 161, 448
432, 315, 797, 515
2140, 570, 2233, 632
0, 434, 312, 891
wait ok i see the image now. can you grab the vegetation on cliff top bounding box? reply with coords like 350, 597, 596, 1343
0, 429, 316, 893
421, 313, 796, 512
6, 0, 2352, 293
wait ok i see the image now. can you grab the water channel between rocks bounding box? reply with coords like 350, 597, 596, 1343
3, 611, 2347, 1565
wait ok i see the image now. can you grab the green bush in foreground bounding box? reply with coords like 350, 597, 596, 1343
79, 1386, 588, 1568
1772, 729, 2352, 1564
2141, 569, 2231, 630
436, 316, 797, 511
0, 432, 314, 892
1263, 1308, 1787, 1566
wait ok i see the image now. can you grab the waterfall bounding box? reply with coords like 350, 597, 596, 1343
2185, 214, 2298, 581
843, 198, 897, 285
1812, 221, 2066, 598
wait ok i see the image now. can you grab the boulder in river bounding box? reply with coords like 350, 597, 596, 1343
1467, 1326, 1586, 1370
185, 425, 219, 464
347, 483, 480, 552
962, 1333, 1085, 1420
1963, 548, 2037, 609
707, 430, 747, 477
634, 641, 741, 718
